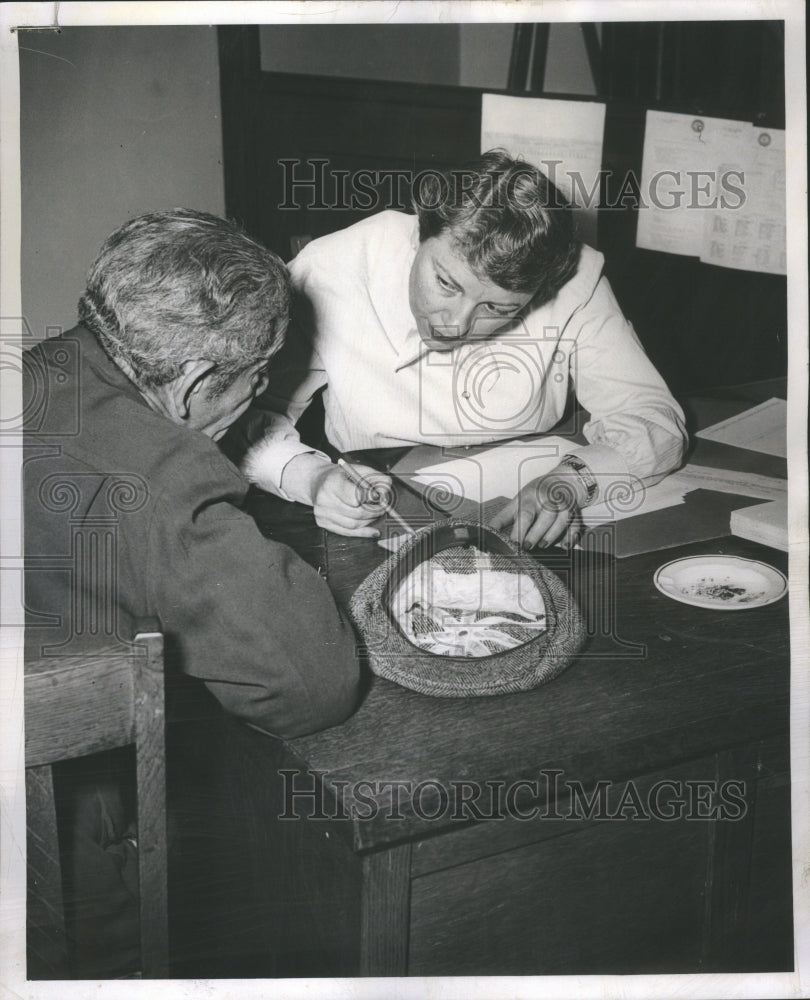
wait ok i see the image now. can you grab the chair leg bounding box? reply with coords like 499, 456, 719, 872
134, 632, 169, 977
26, 765, 70, 979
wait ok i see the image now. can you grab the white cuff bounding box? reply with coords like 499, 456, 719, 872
243, 437, 331, 502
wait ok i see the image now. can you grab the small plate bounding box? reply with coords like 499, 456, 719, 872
654, 555, 787, 610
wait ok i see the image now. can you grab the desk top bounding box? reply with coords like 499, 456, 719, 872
247, 380, 790, 853
383, 377, 787, 558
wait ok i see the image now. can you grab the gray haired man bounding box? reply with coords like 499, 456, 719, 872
24, 209, 360, 976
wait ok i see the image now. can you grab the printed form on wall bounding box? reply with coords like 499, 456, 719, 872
481, 93, 606, 247
700, 126, 786, 275
636, 111, 750, 256
637, 110, 786, 275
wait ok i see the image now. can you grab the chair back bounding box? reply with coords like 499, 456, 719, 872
25, 631, 168, 978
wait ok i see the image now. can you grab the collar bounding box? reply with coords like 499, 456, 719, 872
69, 325, 150, 403
365, 213, 425, 371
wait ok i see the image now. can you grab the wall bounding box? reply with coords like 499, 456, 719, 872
259, 24, 461, 85
260, 23, 597, 93
19, 26, 225, 341
458, 23, 597, 94
458, 24, 514, 89
17, 20, 597, 342
544, 23, 597, 95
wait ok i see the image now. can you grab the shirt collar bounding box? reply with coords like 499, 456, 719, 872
365, 214, 425, 371
71, 325, 147, 400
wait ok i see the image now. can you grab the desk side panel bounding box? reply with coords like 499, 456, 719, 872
169, 713, 361, 978
408, 750, 791, 976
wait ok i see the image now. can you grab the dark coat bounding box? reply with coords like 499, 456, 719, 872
24, 326, 360, 739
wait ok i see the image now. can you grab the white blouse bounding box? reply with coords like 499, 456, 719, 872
244, 211, 686, 505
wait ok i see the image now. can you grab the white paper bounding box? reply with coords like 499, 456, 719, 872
379, 458, 785, 550
378, 533, 409, 553
636, 111, 750, 256
481, 93, 606, 246
582, 478, 688, 525
700, 127, 786, 275
404, 447, 786, 535
411, 435, 572, 504
730, 498, 788, 551
411, 438, 691, 523
379, 469, 689, 550
695, 398, 787, 458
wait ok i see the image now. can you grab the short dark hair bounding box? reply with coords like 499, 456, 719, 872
78, 209, 291, 396
413, 149, 579, 303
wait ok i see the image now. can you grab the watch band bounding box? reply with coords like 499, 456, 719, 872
559, 454, 599, 505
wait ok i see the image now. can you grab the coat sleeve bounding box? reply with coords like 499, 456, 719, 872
227, 246, 340, 500
564, 275, 687, 496
147, 452, 360, 738
221, 312, 332, 501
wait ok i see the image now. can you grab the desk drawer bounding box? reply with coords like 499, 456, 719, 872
409, 764, 712, 975
410, 806, 706, 974
407, 745, 791, 976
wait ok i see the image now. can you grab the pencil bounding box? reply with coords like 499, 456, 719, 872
337, 458, 415, 536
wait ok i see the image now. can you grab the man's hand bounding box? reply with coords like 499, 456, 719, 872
489, 462, 589, 549
310, 462, 392, 538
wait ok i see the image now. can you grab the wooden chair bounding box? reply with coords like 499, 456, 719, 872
25, 631, 168, 979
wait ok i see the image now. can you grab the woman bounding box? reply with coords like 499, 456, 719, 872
240, 150, 686, 548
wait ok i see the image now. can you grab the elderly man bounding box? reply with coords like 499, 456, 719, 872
24, 209, 360, 975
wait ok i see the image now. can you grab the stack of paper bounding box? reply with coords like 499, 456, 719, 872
668, 464, 786, 500
730, 498, 788, 552
383, 422, 789, 554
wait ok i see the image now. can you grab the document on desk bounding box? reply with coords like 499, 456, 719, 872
580, 464, 785, 525
481, 93, 606, 247
582, 478, 688, 525
695, 398, 787, 458
411, 436, 572, 504
380, 455, 690, 552
396, 436, 788, 559
409, 438, 690, 521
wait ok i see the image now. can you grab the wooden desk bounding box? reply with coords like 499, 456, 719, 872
381, 376, 788, 559
170, 382, 792, 978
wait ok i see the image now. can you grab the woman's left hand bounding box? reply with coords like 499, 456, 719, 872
489, 463, 588, 549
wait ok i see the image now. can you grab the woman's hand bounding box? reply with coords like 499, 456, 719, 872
310, 462, 392, 538
489, 462, 588, 549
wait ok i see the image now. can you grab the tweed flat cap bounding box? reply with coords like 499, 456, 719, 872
349, 519, 586, 697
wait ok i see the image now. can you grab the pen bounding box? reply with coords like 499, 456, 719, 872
337, 458, 415, 536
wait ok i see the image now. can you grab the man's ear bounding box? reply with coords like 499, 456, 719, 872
170, 359, 217, 421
